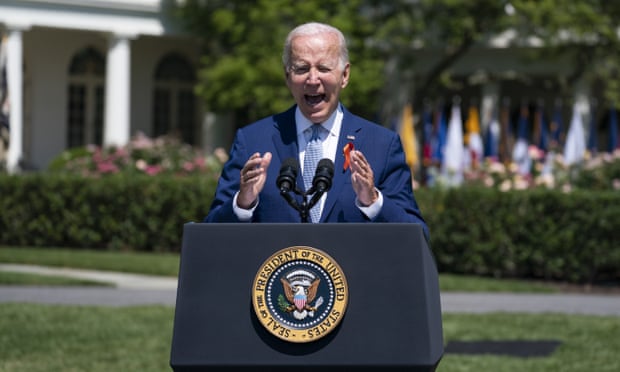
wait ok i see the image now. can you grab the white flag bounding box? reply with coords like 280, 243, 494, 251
442, 104, 464, 186
563, 103, 586, 166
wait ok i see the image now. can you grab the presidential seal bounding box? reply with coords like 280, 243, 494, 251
252, 246, 348, 343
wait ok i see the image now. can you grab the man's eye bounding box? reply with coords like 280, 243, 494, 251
292, 66, 309, 74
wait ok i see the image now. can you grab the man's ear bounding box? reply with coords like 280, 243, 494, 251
341, 63, 350, 88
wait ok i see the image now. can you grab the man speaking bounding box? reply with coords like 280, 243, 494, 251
204, 22, 429, 241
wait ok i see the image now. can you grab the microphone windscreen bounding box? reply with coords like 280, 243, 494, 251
280, 157, 299, 175
312, 158, 335, 192
276, 157, 299, 192
316, 158, 334, 176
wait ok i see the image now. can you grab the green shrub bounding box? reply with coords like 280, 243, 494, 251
2, 137, 620, 284
417, 187, 620, 284
0, 173, 217, 252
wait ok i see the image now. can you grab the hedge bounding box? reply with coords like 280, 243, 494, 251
0, 173, 216, 252
1, 173, 618, 284
416, 187, 620, 284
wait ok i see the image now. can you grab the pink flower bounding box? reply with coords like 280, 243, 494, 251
528, 145, 545, 160
131, 131, 154, 149
145, 165, 162, 176
194, 156, 206, 168
97, 161, 119, 174
182, 161, 195, 172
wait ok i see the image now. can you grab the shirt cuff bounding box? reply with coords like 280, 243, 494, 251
233, 191, 257, 221
355, 189, 383, 220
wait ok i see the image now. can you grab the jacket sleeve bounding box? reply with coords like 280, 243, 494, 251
203, 130, 248, 223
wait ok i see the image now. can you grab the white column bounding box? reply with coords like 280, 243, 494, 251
6, 28, 24, 173
104, 34, 132, 147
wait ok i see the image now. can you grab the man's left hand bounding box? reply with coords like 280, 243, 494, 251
350, 150, 378, 206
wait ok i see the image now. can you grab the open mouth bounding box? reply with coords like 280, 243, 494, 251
304, 94, 325, 106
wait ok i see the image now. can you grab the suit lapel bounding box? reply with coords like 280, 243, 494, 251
270, 106, 304, 191
321, 107, 363, 221
271, 106, 299, 160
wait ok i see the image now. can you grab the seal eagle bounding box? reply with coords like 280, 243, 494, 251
281, 277, 320, 312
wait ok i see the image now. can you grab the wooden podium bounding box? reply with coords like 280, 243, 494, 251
170, 223, 443, 371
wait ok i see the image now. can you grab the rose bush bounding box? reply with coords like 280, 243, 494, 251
48, 132, 228, 178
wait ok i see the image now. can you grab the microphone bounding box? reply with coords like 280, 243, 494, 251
312, 158, 335, 193
276, 158, 299, 193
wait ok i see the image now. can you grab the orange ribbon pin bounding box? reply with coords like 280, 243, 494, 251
343, 142, 354, 170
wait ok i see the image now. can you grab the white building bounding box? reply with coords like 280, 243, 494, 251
0, 0, 215, 171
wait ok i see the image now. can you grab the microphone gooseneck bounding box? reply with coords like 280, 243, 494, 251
306, 158, 334, 220
276, 157, 334, 223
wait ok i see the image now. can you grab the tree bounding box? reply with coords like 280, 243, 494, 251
173, 0, 620, 130
364, 0, 514, 119
509, 0, 620, 107
173, 0, 384, 126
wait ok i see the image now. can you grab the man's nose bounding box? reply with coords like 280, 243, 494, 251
306, 68, 320, 83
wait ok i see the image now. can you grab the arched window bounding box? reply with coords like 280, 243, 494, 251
153, 52, 197, 144
67, 46, 105, 148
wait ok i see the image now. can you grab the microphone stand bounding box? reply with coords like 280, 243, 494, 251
279, 186, 323, 223
278, 157, 333, 223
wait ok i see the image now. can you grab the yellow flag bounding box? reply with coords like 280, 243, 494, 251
465, 105, 484, 168
399, 104, 418, 171
465, 105, 481, 145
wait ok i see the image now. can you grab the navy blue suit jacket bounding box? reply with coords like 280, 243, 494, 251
204, 105, 429, 239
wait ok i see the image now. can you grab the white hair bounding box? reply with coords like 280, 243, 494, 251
282, 22, 349, 72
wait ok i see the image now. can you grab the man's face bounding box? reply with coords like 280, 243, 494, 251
285, 33, 350, 124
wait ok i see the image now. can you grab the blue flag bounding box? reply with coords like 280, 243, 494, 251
537, 106, 549, 152
550, 105, 563, 150
587, 106, 598, 154
512, 105, 531, 175
432, 108, 447, 164
484, 115, 500, 160
609, 108, 618, 152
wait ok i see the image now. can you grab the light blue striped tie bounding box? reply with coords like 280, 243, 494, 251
303, 125, 323, 223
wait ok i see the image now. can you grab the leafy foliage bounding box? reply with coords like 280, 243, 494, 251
172, 0, 620, 125
0, 173, 217, 251
508, 0, 620, 106
174, 0, 383, 124
48, 132, 227, 178
416, 187, 620, 284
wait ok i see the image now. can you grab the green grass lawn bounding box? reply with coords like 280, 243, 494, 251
0, 304, 173, 372
0, 246, 180, 276
0, 304, 618, 372
439, 313, 620, 372
1, 246, 618, 371
0, 246, 561, 292
0, 271, 112, 286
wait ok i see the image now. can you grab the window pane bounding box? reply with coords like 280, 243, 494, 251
153, 52, 197, 145
177, 89, 196, 144
154, 53, 195, 82
67, 84, 86, 148
69, 47, 105, 76
94, 85, 105, 145
153, 88, 171, 137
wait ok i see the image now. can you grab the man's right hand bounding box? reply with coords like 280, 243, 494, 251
237, 152, 272, 209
